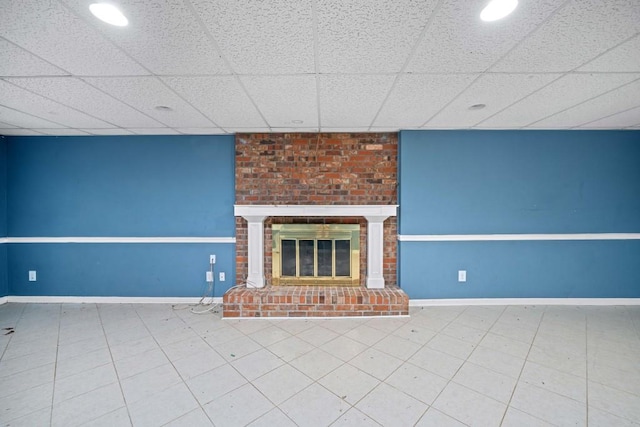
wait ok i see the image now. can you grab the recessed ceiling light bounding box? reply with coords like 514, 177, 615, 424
89, 3, 129, 27
291, 120, 304, 124
480, 0, 518, 22
154, 106, 173, 112
469, 103, 487, 110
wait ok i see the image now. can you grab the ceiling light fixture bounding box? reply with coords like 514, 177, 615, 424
480, 0, 518, 22
469, 103, 487, 110
89, 3, 129, 26
291, 120, 304, 124
154, 106, 173, 112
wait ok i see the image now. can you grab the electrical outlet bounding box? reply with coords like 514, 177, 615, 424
219, 272, 225, 282
206, 271, 213, 282
458, 270, 467, 282
29, 270, 37, 282
209, 254, 216, 264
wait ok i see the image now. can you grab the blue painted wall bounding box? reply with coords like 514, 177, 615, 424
6, 135, 236, 297
0, 138, 7, 297
399, 130, 640, 299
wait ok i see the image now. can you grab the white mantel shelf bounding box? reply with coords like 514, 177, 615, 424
234, 205, 398, 289
234, 205, 398, 218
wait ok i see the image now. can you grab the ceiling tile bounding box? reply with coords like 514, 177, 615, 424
0, 80, 113, 128
321, 127, 371, 133
83, 77, 216, 128
0, 121, 18, 129
319, 75, 395, 127
0, 0, 148, 76
190, 0, 314, 74
271, 127, 320, 133
478, 73, 640, 128
579, 35, 640, 72
406, 0, 566, 73
370, 127, 401, 132
221, 127, 272, 133
7, 77, 164, 128
37, 128, 91, 136
426, 73, 560, 128
162, 76, 267, 128
174, 128, 226, 135
492, 0, 640, 72
130, 128, 180, 135
373, 74, 477, 128
81, 128, 135, 136
63, 0, 229, 75
316, 0, 438, 73
241, 75, 318, 128
579, 106, 640, 129
0, 39, 67, 76
0, 129, 45, 136
0, 105, 63, 129
531, 79, 640, 128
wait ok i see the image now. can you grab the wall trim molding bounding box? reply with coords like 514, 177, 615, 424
6, 296, 222, 304
0, 238, 7, 244
0, 296, 7, 305
398, 233, 640, 242
410, 298, 640, 306
5, 237, 236, 244
234, 204, 398, 218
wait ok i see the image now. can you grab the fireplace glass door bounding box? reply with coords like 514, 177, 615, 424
272, 224, 360, 286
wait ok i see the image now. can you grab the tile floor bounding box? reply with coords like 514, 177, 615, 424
1, 303, 640, 426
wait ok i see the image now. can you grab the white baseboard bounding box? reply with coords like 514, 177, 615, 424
0, 296, 7, 305
5, 296, 222, 304
409, 298, 640, 306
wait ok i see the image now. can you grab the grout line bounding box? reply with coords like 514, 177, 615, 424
498, 305, 548, 426
49, 303, 62, 426
95, 303, 134, 426
411, 306, 480, 426
585, 310, 590, 427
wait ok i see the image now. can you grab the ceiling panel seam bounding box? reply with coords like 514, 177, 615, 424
0, 36, 71, 78
471, 73, 566, 128
312, 0, 322, 131
183, 0, 270, 131
56, 0, 152, 77
571, 31, 640, 72
3, 78, 125, 130
525, 75, 640, 128
578, 104, 640, 129
58, 0, 222, 131
0, 103, 67, 130
78, 77, 179, 129
486, 0, 573, 73
368, 0, 445, 130
419, 73, 484, 128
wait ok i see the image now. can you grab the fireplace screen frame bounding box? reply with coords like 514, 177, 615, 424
272, 224, 360, 286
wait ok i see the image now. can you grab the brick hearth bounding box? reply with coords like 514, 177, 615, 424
223, 285, 408, 318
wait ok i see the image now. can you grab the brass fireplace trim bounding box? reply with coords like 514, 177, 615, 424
272, 224, 360, 286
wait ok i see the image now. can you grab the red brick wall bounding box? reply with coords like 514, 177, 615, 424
235, 133, 398, 287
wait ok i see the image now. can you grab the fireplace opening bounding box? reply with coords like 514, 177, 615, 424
272, 224, 360, 286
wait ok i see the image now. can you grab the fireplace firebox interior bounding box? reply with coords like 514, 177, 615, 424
272, 224, 360, 286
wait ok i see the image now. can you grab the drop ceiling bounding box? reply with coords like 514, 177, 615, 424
1, 0, 639, 136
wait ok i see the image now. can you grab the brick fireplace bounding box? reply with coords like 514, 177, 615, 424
224, 133, 408, 318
